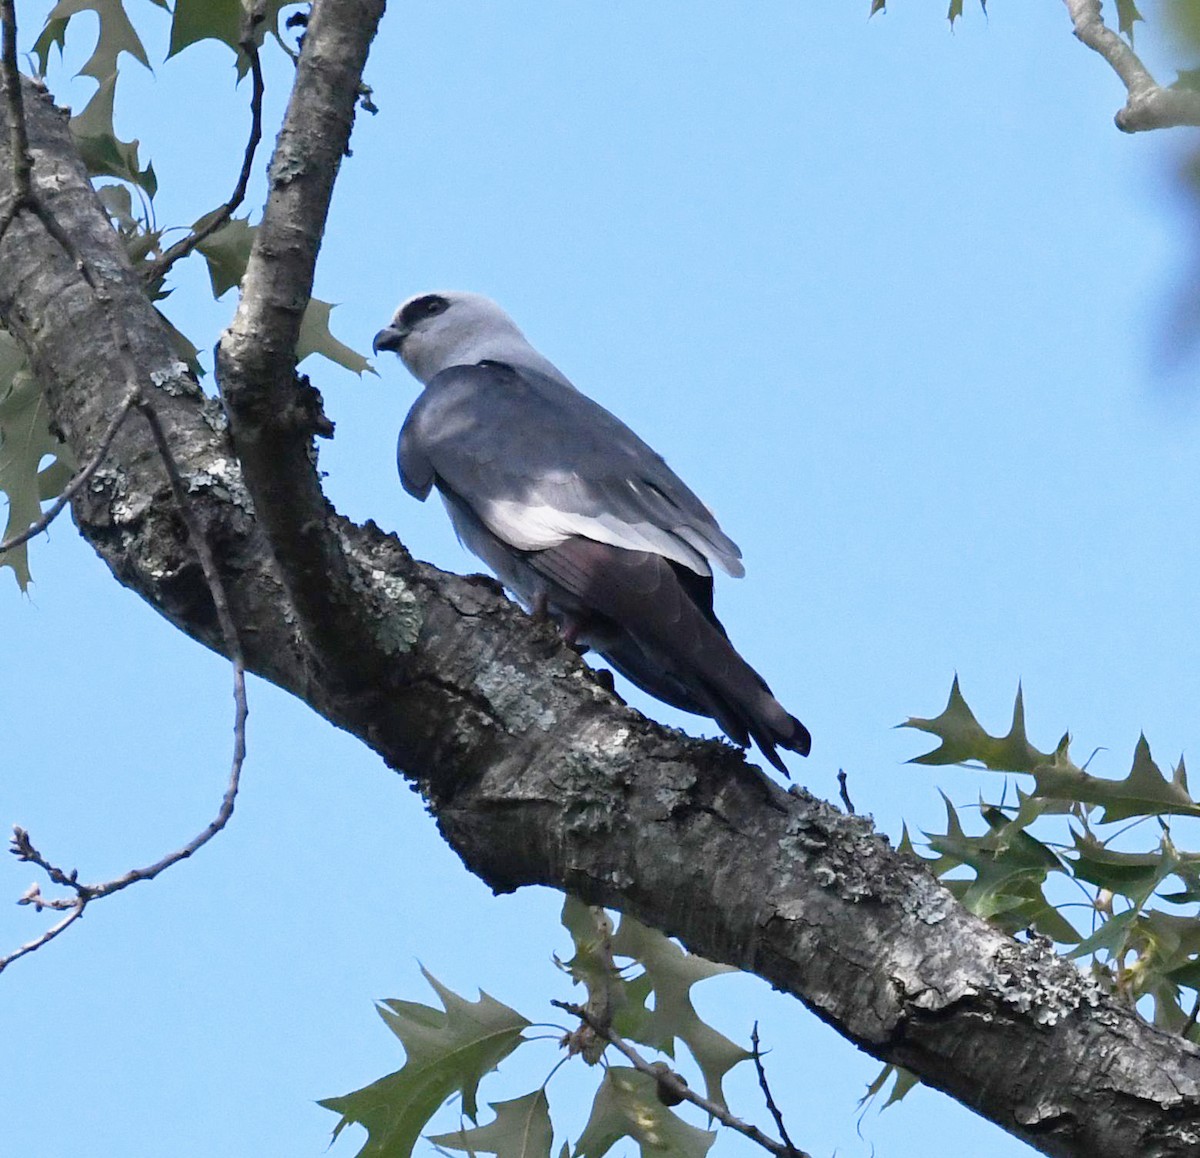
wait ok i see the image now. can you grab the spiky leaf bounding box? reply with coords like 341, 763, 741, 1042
575, 1068, 714, 1158
906, 679, 1050, 773
34, 0, 150, 80
319, 969, 530, 1158
0, 340, 73, 590
430, 1091, 552, 1158
298, 299, 373, 375
1116, 0, 1142, 41
70, 73, 157, 197
195, 215, 255, 298
860, 1063, 920, 1109
609, 917, 750, 1109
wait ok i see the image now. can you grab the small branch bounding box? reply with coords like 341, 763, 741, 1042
0, 0, 248, 971
0, 0, 100, 281
750, 1024, 802, 1158
146, 10, 266, 284
1062, 0, 1200, 132
0, 0, 31, 201
552, 1000, 812, 1158
0, 404, 248, 977
0, 386, 138, 555
837, 768, 855, 815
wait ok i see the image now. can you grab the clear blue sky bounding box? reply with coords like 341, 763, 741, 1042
3, 3, 1195, 1157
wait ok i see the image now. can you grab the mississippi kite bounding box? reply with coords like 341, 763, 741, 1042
373, 291, 811, 772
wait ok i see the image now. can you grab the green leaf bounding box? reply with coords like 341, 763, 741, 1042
1067, 907, 1139, 960
609, 917, 750, 1109
430, 1090, 553, 1158
906, 680, 1200, 822
168, 0, 244, 57
195, 215, 256, 298
868, 0, 886, 15
34, 0, 150, 80
169, 0, 297, 76
860, 1063, 919, 1110
193, 218, 371, 375
1068, 830, 1190, 907
298, 299, 374, 376
1115, 0, 1142, 41
905, 679, 1051, 773
575, 1068, 714, 1158
558, 898, 618, 997
1175, 68, 1200, 93
924, 795, 1075, 939
947, 0, 964, 24
1093, 740, 1197, 824
555, 899, 624, 1060
70, 73, 157, 197
0, 339, 72, 590
319, 968, 530, 1158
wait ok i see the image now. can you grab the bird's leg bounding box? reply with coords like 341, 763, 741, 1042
530, 590, 551, 623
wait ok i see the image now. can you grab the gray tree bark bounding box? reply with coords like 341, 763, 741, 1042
2, 5, 1199, 1155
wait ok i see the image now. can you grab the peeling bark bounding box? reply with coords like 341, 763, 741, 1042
2, 14, 1200, 1157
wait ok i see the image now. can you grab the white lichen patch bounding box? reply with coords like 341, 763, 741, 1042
474, 662, 557, 731
188, 455, 253, 510
149, 361, 192, 392
991, 938, 1103, 1026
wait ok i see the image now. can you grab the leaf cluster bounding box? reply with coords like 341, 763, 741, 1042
1, 0, 369, 589
906, 678, 1200, 1032
867, 678, 1200, 1106
320, 900, 766, 1158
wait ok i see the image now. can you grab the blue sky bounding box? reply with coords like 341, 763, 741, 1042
3, 3, 1197, 1157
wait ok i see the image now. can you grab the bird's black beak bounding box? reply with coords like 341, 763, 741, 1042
372, 325, 406, 355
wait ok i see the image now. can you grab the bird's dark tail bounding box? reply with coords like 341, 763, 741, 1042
531, 540, 810, 773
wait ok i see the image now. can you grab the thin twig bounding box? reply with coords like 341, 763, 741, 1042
0, 0, 32, 201
837, 768, 855, 815
552, 1000, 812, 1158
1062, 0, 1200, 132
0, 0, 249, 975
0, 407, 248, 976
146, 9, 266, 283
750, 1023, 802, 1158
0, 386, 138, 555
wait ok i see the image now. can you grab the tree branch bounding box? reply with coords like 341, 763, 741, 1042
2, 33, 1200, 1158
215, 0, 388, 705
0, 0, 248, 972
1062, 0, 1200, 132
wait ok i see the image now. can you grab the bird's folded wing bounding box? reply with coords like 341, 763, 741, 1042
398, 361, 745, 578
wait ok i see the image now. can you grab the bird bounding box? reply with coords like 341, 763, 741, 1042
372, 291, 810, 772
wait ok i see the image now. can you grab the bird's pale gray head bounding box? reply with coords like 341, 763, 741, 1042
373, 291, 570, 387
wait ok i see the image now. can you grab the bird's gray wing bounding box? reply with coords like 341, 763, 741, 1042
398, 361, 744, 578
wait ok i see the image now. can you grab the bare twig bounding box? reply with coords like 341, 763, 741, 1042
0, 0, 98, 280
146, 8, 266, 284
552, 1000, 812, 1158
0, 0, 249, 976
0, 0, 31, 199
0, 386, 138, 555
0, 406, 248, 976
837, 768, 855, 814
1062, 0, 1200, 132
750, 1023, 802, 1158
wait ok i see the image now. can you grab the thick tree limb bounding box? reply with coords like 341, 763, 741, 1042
2, 36, 1200, 1158
1063, 0, 1200, 132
